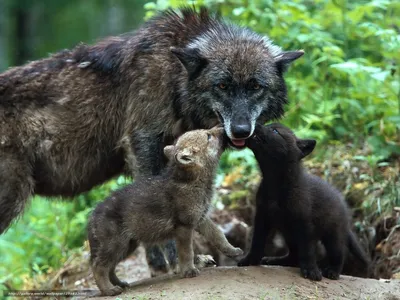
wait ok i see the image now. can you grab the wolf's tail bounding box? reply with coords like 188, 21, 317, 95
347, 230, 370, 267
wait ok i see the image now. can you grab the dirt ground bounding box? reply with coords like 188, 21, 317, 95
89, 266, 400, 300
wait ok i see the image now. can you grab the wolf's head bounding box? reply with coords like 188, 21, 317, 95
171, 23, 303, 148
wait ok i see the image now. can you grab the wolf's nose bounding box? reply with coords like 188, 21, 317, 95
231, 124, 251, 139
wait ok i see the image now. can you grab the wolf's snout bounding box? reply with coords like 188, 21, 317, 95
231, 123, 252, 139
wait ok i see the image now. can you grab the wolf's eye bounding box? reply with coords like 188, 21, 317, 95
207, 133, 211, 141
247, 80, 261, 91
218, 83, 227, 90
272, 128, 279, 134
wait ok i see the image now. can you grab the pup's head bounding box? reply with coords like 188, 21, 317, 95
171, 17, 303, 149
163, 126, 224, 170
248, 123, 316, 163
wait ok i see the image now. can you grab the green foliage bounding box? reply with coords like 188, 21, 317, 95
0, 176, 130, 289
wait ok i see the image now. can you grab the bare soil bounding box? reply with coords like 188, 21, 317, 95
90, 266, 400, 300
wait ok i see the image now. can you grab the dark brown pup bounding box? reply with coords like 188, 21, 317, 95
238, 123, 370, 281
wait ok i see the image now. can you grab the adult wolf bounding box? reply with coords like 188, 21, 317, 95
0, 7, 303, 273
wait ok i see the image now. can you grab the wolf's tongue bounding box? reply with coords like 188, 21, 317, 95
231, 139, 246, 147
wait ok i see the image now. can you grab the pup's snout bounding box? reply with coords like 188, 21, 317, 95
231, 123, 252, 139
209, 125, 225, 136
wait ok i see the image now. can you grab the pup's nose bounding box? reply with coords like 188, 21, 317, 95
231, 123, 251, 139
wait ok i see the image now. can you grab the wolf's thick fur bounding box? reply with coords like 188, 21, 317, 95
0, 7, 302, 271
237, 123, 370, 281
88, 127, 242, 296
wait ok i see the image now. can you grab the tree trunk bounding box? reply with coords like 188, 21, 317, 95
0, 0, 7, 70
12, 3, 31, 66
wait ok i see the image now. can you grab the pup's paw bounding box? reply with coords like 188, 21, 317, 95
322, 267, 340, 280
195, 254, 216, 268
224, 247, 244, 258
183, 267, 200, 278
116, 280, 129, 288
237, 255, 259, 267
300, 266, 322, 281
101, 286, 123, 296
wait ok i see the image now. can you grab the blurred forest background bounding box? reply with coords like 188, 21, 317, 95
0, 0, 399, 291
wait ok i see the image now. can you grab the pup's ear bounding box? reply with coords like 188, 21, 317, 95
170, 47, 208, 80
163, 145, 175, 161
296, 138, 316, 159
274, 50, 304, 73
175, 148, 195, 166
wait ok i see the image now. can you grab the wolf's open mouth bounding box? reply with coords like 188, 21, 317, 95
230, 139, 246, 147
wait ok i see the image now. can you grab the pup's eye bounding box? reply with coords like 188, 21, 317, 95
207, 133, 211, 141
253, 83, 260, 90
218, 83, 227, 90
272, 129, 279, 134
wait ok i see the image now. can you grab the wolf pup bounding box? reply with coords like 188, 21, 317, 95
88, 126, 243, 296
237, 123, 370, 281
0, 7, 303, 274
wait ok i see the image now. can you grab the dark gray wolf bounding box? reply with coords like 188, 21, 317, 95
88, 127, 243, 296
0, 7, 303, 272
237, 123, 370, 281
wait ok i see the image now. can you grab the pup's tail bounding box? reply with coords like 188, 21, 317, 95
347, 230, 371, 268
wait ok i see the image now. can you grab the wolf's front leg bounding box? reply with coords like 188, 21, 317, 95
130, 130, 167, 176
125, 130, 177, 276
237, 207, 270, 266
196, 216, 243, 258
175, 226, 199, 278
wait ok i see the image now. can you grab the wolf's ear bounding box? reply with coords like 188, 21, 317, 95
275, 50, 304, 73
171, 47, 208, 80
163, 145, 175, 161
296, 138, 316, 159
175, 148, 195, 166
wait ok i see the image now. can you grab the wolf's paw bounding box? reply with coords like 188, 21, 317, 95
195, 254, 216, 268
183, 267, 200, 278
322, 267, 340, 280
224, 247, 244, 258
101, 286, 123, 296
300, 266, 322, 281
260, 257, 271, 265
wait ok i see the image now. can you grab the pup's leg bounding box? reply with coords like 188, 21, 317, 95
92, 264, 123, 296
238, 208, 271, 266
88, 221, 132, 295
109, 239, 139, 287
321, 233, 345, 280
0, 152, 33, 234
293, 223, 322, 281
109, 268, 129, 288
196, 216, 243, 257
175, 226, 199, 278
